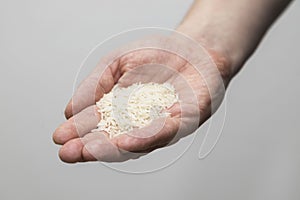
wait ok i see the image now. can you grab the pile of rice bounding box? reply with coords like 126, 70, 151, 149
94, 82, 178, 138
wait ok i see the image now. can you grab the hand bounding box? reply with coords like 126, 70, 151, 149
52, 35, 230, 163
53, 0, 292, 163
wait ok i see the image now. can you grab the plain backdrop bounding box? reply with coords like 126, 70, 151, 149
0, 0, 299, 200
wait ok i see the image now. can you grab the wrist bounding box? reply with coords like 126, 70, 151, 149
176, 0, 292, 82
176, 24, 238, 84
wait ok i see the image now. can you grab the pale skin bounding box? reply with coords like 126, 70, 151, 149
53, 0, 292, 163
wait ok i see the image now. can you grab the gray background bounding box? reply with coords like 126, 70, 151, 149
0, 0, 299, 199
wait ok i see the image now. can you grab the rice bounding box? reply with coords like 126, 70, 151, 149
94, 82, 178, 138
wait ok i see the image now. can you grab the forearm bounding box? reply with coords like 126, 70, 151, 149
177, 0, 292, 78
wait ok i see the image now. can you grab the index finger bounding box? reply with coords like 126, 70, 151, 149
64, 55, 121, 119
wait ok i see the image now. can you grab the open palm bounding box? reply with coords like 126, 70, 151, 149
53, 37, 228, 163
